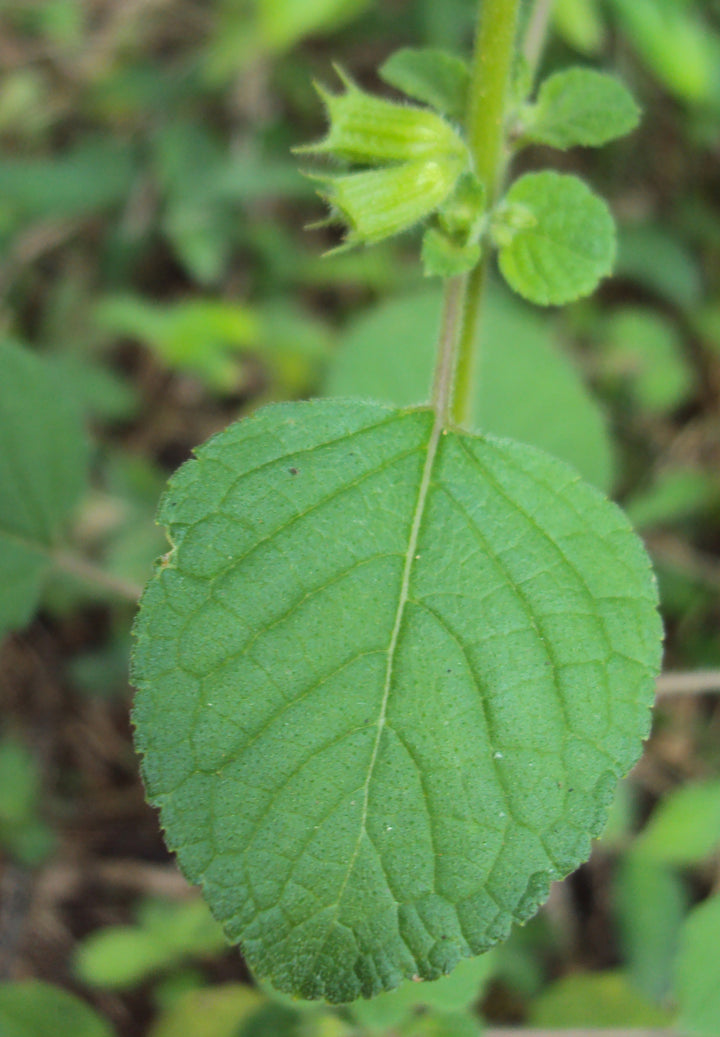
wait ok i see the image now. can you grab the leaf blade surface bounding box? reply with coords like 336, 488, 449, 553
132, 399, 661, 1002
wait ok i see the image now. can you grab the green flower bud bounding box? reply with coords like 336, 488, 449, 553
317, 155, 466, 246
437, 171, 487, 244
422, 226, 481, 278
298, 66, 466, 167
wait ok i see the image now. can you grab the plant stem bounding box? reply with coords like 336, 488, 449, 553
431, 275, 465, 426
52, 550, 143, 603
450, 0, 523, 428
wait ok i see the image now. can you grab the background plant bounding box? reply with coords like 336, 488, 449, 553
1, 0, 720, 1035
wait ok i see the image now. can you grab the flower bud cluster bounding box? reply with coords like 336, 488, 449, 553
299, 68, 469, 248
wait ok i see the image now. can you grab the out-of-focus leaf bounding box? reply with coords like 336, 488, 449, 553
54, 357, 138, 423
0, 735, 55, 866
75, 898, 228, 990
149, 984, 265, 1037
257, 0, 372, 52
617, 223, 702, 310
626, 470, 720, 530
634, 779, 720, 866
608, 0, 717, 104
349, 954, 495, 1031
397, 1008, 480, 1037
0, 341, 89, 639
0, 981, 114, 1037
675, 894, 720, 1037
530, 971, 671, 1027
600, 307, 695, 414
324, 285, 614, 490
0, 139, 134, 228
95, 295, 259, 391
553, 0, 606, 54
615, 851, 687, 1001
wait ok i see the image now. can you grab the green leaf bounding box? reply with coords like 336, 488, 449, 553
0, 981, 114, 1037
149, 984, 265, 1037
379, 48, 469, 120
133, 398, 661, 1002
95, 295, 260, 392
634, 779, 720, 866
0, 139, 134, 228
608, 0, 717, 104
626, 469, 720, 530
675, 894, 720, 1037
529, 971, 671, 1027
323, 286, 615, 491
496, 172, 616, 306
615, 852, 687, 1001
0, 341, 89, 639
258, 0, 371, 53
74, 897, 228, 989
0, 735, 55, 866
524, 68, 640, 150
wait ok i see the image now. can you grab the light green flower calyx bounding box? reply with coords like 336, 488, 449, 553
300, 67, 470, 247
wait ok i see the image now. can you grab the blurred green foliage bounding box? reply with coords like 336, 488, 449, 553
1, 0, 720, 1033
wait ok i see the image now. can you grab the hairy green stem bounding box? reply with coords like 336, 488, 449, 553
453, 0, 522, 428
432, 0, 523, 429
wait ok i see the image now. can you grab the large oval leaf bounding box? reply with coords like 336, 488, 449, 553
132, 399, 661, 1003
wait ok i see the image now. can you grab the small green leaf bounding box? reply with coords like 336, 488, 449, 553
133, 398, 661, 1002
422, 228, 480, 278
0, 981, 114, 1037
379, 48, 470, 120
0, 341, 89, 639
75, 897, 228, 989
523, 68, 640, 150
496, 172, 616, 306
96, 295, 260, 392
675, 894, 720, 1037
324, 286, 615, 491
634, 779, 720, 866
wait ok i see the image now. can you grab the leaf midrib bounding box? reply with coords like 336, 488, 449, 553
316, 409, 445, 944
